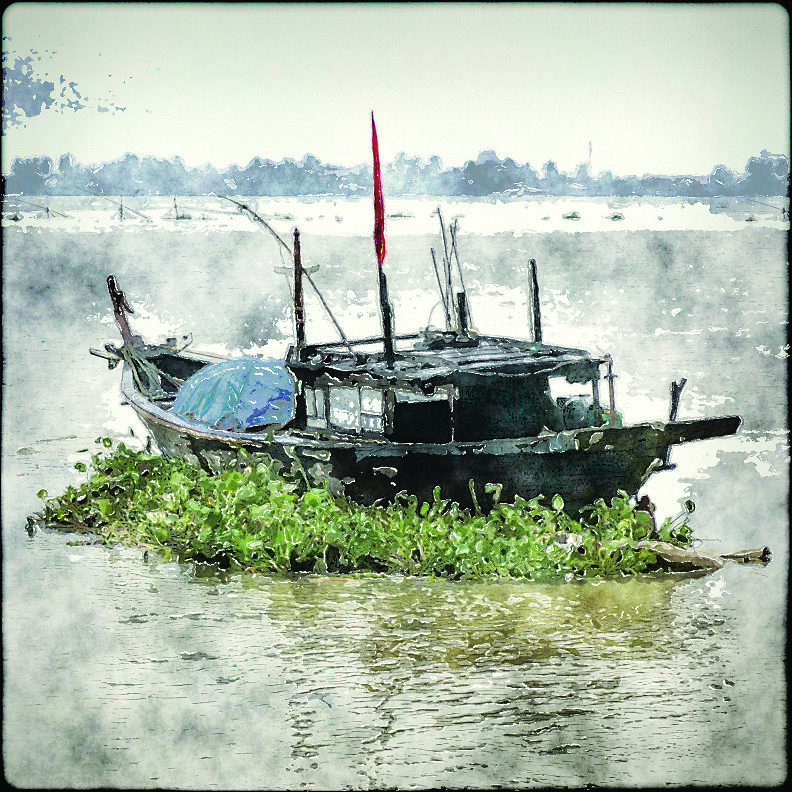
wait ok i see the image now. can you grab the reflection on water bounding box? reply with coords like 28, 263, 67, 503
4, 517, 785, 788
2, 197, 787, 787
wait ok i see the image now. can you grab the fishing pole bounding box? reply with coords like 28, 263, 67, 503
8, 198, 69, 218
744, 197, 789, 218
221, 195, 292, 254
221, 195, 353, 351
745, 197, 782, 211
77, 186, 152, 221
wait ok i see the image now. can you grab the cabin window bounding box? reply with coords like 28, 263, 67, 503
329, 386, 360, 432
327, 385, 384, 435
305, 386, 328, 430
360, 387, 384, 433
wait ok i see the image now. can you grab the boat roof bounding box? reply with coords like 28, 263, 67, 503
286, 331, 605, 388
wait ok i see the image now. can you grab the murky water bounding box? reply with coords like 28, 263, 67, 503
2, 196, 787, 787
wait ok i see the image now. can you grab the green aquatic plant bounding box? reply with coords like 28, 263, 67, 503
32, 438, 694, 579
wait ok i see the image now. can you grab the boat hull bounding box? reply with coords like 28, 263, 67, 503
121, 365, 741, 513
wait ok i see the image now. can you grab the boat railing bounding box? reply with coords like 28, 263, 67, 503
297, 332, 423, 352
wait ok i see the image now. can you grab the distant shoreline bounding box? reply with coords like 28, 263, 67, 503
4, 150, 789, 199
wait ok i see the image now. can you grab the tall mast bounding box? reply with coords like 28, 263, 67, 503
293, 228, 306, 354
372, 113, 395, 367
529, 258, 542, 344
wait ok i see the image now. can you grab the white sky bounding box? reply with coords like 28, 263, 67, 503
2, 2, 790, 176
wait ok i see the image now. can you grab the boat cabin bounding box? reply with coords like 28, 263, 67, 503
286, 331, 610, 443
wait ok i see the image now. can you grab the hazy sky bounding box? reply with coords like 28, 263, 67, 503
2, 2, 789, 176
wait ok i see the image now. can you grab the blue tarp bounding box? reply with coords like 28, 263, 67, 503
171, 357, 295, 431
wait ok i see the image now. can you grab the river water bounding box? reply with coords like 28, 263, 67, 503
2, 195, 788, 788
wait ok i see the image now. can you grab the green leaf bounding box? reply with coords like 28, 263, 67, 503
31, 443, 701, 580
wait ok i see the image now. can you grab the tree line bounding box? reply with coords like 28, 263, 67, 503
4, 148, 788, 198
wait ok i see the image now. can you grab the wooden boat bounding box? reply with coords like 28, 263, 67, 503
92, 118, 741, 513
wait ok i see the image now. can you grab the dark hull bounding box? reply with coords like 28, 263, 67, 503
121, 364, 741, 513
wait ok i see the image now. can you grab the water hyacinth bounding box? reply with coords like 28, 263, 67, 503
33, 437, 694, 580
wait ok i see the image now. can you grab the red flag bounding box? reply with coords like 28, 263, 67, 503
371, 112, 386, 267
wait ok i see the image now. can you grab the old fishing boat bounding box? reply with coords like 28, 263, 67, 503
92, 117, 741, 513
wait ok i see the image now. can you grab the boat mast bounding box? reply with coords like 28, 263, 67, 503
378, 269, 395, 367
372, 113, 395, 367
529, 258, 542, 343
293, 228, 306, 355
